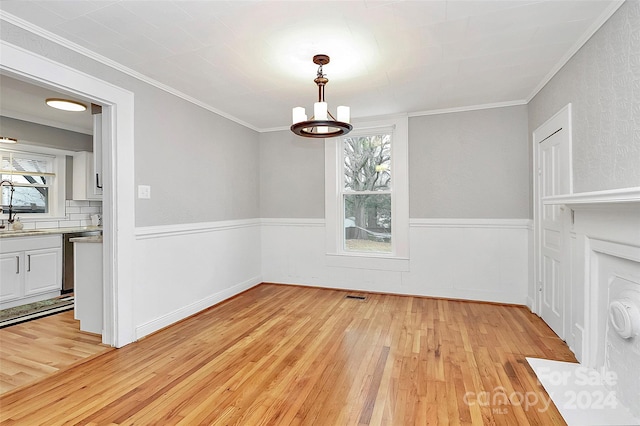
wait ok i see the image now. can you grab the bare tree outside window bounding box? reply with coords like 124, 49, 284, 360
343, 133, 392, 253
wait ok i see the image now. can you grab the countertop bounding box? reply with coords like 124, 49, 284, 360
70, 235, 103, 243
0, 226, 102, 239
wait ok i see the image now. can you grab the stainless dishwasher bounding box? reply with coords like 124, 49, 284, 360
62, 230, 102, 294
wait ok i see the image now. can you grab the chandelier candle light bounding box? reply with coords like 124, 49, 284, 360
291, 54, 352, 138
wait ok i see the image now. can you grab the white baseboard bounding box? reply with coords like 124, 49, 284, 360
526, 295, 535, 311
135, 275, 261, 339
572, 323, 584, 363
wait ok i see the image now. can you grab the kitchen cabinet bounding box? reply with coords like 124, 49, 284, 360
0, 253, 22, 302
72, 111, 103, 200
73, 151, 102, 200
93, 110, 103, 195
0, 235, 62, 309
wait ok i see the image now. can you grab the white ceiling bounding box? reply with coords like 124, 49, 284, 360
0, 0, 622, 132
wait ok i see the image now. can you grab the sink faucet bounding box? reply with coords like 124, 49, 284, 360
0, 180, 16, 228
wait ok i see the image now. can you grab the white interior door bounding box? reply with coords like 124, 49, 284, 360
534, 105, 572, 340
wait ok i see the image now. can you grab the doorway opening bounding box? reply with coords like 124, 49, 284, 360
1, 41, 136, 347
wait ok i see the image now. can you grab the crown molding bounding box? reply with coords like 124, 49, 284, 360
0, 11, 259, 133
1, 1, 624, 134
408, 100, 528, 117
526, 0, 625, 103
261, 102, 528, 134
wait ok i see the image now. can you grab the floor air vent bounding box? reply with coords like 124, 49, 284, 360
345, 295, 367, 300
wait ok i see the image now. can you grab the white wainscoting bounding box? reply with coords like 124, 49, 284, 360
133, 219, 262, 339
261, 218, 531, 305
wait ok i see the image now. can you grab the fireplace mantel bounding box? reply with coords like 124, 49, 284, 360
543, 187, 640, 209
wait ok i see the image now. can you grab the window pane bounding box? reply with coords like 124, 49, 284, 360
1, 174, 48, 185
343, 134, 391, 191
1, 150, 54, 216
1, 155, 50, 174
344, 193, 391, 253
1, 186, 48, 214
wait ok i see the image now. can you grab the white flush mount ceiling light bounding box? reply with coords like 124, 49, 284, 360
0, 136, 18, 144
291, 54, 352, 138
45, 98, 87, 112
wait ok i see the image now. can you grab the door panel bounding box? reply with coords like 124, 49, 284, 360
538, 127, 569, 339
24, 249, 61, 296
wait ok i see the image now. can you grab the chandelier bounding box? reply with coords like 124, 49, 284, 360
291, 54, 352, 138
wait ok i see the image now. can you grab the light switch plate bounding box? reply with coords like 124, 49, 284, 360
138, 185, 151, 199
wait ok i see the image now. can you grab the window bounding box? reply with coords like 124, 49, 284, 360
325, 116, 409, 271
343, 133, 392, 253
0, 147, 65, 219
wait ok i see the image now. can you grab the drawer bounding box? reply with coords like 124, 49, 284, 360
0, 235, 62, 253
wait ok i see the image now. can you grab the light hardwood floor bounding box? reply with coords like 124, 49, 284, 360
0, 284, 576, 425
0, 308, 112, 394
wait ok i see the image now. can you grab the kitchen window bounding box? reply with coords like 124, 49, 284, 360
1, 147, 66, 219
325, 116, 409, 271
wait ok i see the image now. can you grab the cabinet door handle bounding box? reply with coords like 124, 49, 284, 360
16, 255, 19, 274
96, 173, 102, 189
27, 254, 31, 272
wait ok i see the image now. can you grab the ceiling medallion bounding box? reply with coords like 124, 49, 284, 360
291, 54, 352, 138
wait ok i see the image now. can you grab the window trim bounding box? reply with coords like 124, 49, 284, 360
325, 116, 409, 271
0, 145, 69, 220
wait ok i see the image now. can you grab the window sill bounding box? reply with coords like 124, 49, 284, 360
325, 253, 410, 271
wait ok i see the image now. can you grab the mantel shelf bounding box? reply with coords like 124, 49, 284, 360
542, 187, 640, 208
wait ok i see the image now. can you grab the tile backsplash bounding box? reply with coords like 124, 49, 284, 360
16, 200, 102, 230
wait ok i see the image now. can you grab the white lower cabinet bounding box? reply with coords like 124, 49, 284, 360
0, 235, 62, 310
0, 253, 23, 302
25, 249, 61, 296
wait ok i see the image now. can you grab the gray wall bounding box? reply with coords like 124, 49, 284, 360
259, 130, 325, 218
1, 21, 260, 227
409, 105, 530, 218
259, 106, 530, 220
528, 0, 640, 194
0, 116, 92, 151
133, 84, 260, 225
